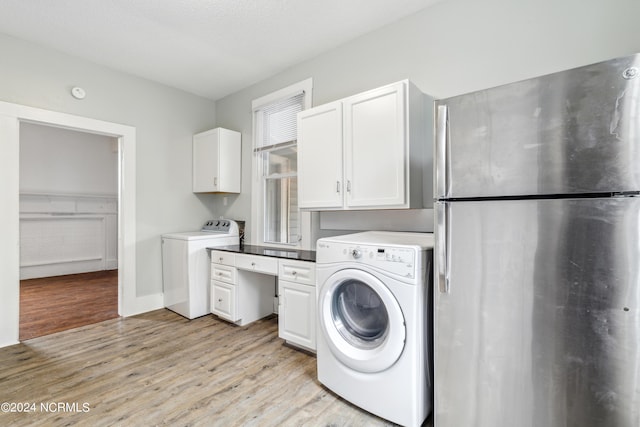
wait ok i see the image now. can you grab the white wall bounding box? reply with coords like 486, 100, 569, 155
213, 0, 640, 242
0, 34, 218, 307
20, 123, 118, 195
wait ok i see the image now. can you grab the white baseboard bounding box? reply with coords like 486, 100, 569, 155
121, 293, 164, 317
0, 339, 20, 349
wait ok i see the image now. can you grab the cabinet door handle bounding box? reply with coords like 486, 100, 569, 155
346, 180, 352, 192
218, 298, 223, 302
214, 177, 218, 186
336, 181, 341, 193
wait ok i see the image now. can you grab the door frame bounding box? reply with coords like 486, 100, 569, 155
0, 100, 137, 347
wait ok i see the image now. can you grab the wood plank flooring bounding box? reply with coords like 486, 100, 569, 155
0, 309, 431, 426
20, 270, 119, 341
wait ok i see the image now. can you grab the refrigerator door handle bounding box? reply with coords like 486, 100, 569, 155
436, 104, 449, 199
437, 202, 450, 293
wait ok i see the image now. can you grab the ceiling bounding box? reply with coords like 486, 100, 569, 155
0, 0, 443, 101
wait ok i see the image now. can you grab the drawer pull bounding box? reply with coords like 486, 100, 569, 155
292, 271, 297, 276
251, 262, 256, 267
218, 298, 222, 302
219, 257, 223, 262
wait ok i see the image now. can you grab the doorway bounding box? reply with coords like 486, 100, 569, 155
19, 123, 119, 340
0, 101, 137, 348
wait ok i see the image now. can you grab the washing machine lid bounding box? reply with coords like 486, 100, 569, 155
162, 219, 240, 241
318, 231, 434, 250
161, 230, 237, 241
318, 268, 406, 373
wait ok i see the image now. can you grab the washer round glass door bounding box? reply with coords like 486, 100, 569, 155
318, 268, 406, 373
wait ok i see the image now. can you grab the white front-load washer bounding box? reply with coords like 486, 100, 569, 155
316, 231, 434, 427
162, 219, 239, 319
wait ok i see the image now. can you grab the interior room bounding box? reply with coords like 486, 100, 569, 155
0, 0, 638, 426
19, 123, 119, 340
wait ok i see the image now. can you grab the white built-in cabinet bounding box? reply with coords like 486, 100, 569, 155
210, 251, 274, 326
278, 259, 316, 351
297, 80, 430, 210
193, 127, 241, 193
210, 251, 316, 351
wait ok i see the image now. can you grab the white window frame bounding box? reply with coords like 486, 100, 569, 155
251, 78, 313, 249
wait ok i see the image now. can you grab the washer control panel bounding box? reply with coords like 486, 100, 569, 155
201, 219, 237, 233
340, 244, 417, 279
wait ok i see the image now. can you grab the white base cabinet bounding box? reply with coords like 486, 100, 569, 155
297, 80, 433, 210
278, 280, 316, 351
211, 280, 237, 321
210, 251, 274, 326
210, 251, 316, 352
278, 259, 316, 351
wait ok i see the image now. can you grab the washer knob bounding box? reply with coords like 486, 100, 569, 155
351, 248, 362, 259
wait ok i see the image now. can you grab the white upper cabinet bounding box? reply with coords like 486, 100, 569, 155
297, 80, 431, 210
297, 101, 343, 209
193, 128, 241, 193
344, 83, 407, 208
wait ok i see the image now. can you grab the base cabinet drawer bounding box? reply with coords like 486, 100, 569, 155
210, 250, 235, 266
211, 280, 238, 322
278, 280, 316, 351
211, 263, 236, 284
236, 254, 278, 274
278, 260, 315, 285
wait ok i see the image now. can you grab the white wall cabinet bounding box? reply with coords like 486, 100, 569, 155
193, 128, 241, 193
297, 80, 432, 210
297, 101, 344, 209
278, 259, 316, 351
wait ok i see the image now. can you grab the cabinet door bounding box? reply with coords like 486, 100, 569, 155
344, 81, 407, 208
211, 280, 238, 322
216, 128, 241, 193
193, 130, 220, 192
193, 128, 241, 193
278, 280, 316, 351
297, 101, 344, 209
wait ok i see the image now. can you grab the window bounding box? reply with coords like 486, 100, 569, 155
252, 79, 312, 247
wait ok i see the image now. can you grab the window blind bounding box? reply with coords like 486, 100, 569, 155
256, 92, 304, 150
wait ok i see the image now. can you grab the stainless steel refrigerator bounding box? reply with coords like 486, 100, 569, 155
434, 53, 640, 427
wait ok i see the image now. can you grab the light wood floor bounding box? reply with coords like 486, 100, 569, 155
20, 270, 119, 341
0, 309, 431, 426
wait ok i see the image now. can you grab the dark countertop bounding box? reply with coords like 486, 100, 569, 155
208, 244, 316, 263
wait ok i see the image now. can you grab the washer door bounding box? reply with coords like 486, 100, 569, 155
318, 268, 406, 373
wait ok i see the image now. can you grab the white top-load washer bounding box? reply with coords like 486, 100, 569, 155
315, 231, 434, 427
162, 219, 239, 319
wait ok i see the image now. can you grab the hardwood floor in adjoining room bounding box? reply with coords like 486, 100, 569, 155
19, 270, 119, 341
0, 310, 412, 426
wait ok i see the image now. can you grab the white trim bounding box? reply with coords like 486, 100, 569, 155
250, 79, 313, 250
0, 100, 139, 348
